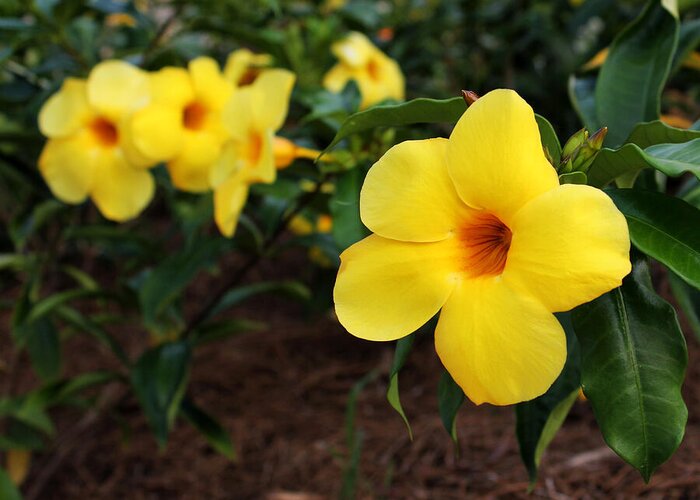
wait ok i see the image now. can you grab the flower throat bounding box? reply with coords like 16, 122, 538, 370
459, 212, 512, 278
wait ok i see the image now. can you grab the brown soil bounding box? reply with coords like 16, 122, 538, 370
13, 286, 700, 499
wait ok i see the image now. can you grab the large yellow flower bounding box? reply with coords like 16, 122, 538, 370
323, 32, 404, 109
38, 60, 155, 222
212, 69, 296, 236
334, 89, 631, 406
127, 57, 233, 192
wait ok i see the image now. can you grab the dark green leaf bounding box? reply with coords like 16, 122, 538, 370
139, 240, 227, 327
535, 115, 561, 166
131, 341, 191, 446
572, 257, 687, 481
206, 281, 310, 321
595, 0, 679, 147
558, 171, 587, 184
181, 399, 235, 460
386, 335, 414, 439
16, 317, 61, 381
322, 97, 466, 155
671, 17, 700, 73
54, 306, 129, 364
190, 319, 265, 345
0, 420, 45, 451
516, 313, 581, 484
607, 189, 700, 289
27, 288, 110, 324
438, 371, 464, 444
330, 168, 369, 250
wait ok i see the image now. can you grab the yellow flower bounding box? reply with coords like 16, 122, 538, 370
127, 57, 233, 192
213, 69, 296, 237
323, 32, 404, 109
38, 60, 155, 221
333, 89, 631, 406
223, 48, 273, 88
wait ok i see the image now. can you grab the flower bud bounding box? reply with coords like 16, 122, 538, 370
562, 128, 588, 159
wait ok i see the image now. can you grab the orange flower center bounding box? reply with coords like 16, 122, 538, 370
183, 101, 208, 130
459, 212, 512, 278
238, 68, 261, 87
367, 59, 381, 81
89, 117, 118, 147
247, 132, 263, 166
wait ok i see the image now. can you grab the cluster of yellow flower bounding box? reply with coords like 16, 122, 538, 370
37, 33, 404, 235
37, 50, 295, 236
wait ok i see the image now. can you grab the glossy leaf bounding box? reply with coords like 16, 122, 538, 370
588, 139, 700, 187
438, 371, 464, 444
516, 313, 581, 484
181, 399, 236, 460
624, 120, 700, 148
572, 257, 687, 481
595, 0, 679, 147
322, 97, 466, 155
386, 334, 414, 439
558, 171, 587, 185
131, 341, 191, 446
607, 188, 700, 289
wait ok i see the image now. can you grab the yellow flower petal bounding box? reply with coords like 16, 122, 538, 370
90, 149, 154, 221
334, 235, 459, 341
38, 132, 96, 203
435, 278, 566, 406
332, 32, 374, 68
167, 130, 223, 192
322, 64, 352, 93
189, 57, 233, 110
209, 140, 239, 188
223, 49, 272, 86
150, 67, 195, 107
447, 89, 559, 221
214, 173, 250, 237
250, 69, 295, 131
221, 87, 253, 142
361, 138, 471, 242
244, 129, 275, 184
128, 103, 185, 162
38, 78, 92, 138
504, 184, 631, 312
86, 60, 150, 121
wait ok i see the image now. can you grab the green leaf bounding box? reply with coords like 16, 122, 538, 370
181, 399, 235, 460
625, 120, 700, 148
139, 240, 226, 327
54, 306, 129, 364
330, 168, 369, 250
322, 97, 466, 156
516, 313, 581, 484
671, 17, 700, 72
558, 171, 587, 184
386, 335, 414, 440
0, 467, 22, 500
438, 371, 464, 444
595, 0, 679, 147
535, 115, 561, 165
131, 341, 191, 446
33, 371, 120, 407
26, 288, 110, 324
18, 317, 61, 381
205, 281, 310, 321
588, 139, 700, 187
568, 75, 599, 131
572, 256, 687, 481
607, 189, 700, 289
190, 319, 265, 345
668, 271, 700, 341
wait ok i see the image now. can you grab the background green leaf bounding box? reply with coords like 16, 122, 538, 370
572, 256, 687, 481
386, 334, 414, 439
181, 399, 236, 461
438, 371, 464, 444
595, 0, 679, 147
624, 120, 700, 148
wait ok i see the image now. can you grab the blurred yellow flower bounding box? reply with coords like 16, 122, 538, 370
105, 13, 137, 27
38, 60, 155, 221
334, 89, 631, 406
127, 57, 233, 192
223, 48, 273, 88
213, 69, 296, 236
323, 32, 404, 109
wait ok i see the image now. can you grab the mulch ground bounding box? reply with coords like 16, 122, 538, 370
11, 269, 700, 499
